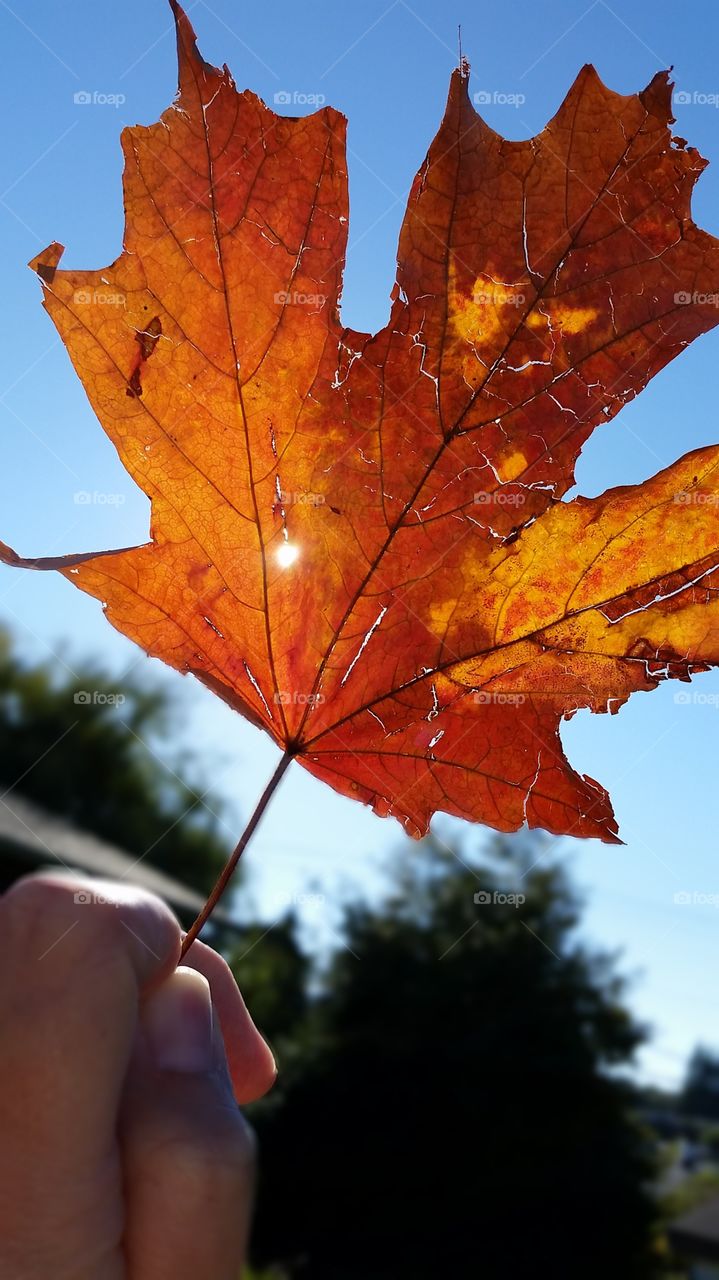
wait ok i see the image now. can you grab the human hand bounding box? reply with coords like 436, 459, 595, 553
0, 872, 276, 1279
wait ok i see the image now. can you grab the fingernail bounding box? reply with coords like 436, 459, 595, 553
144, 967, 214, 1073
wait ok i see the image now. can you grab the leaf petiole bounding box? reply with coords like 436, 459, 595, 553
180, 750, 293, 957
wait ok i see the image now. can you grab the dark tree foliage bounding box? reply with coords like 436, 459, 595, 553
0, 628, 229, 893
226, 916, 310, 1057
249, 837, 661, 1279
681, 1046, 719, 1122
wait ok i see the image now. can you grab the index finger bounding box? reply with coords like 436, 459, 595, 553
183, 938, 277, 1104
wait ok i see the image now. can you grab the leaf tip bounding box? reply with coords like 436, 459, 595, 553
169, 0, 206, 89
604, 831, 625, 847
28, 241, 64, 284
449, 62, 472, 99
640, 67, 676, 124
445, 61, 480, 129
0, 541, 20, 569
168, 0, 195, 43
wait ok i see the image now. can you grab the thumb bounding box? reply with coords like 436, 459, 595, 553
120, 968, 255, 1280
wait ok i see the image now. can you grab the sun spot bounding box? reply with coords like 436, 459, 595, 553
276, 542, 300, 568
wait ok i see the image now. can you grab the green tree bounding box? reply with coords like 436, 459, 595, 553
0, 628, 230, 894
249, 835, 661, 1279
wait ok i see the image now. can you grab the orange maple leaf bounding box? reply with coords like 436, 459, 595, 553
4, 1, 719, 856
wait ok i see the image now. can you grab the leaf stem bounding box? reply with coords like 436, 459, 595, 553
180, 750, 293, 957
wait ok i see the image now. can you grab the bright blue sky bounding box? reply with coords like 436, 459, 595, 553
2, 0, 719, 1089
